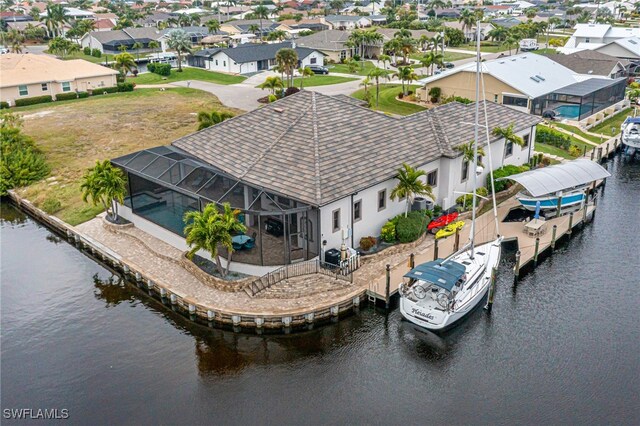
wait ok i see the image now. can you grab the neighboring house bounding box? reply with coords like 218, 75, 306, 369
134, 11, 173, 27
417, 53, 627, 121
94, 19, 116, 32
80, 28, 166, 54
562, 24, 640, 51
220, 19, 281, 36
296, 29, 352, 62
482, 5, 514, 16
324, 15, 371, 30
0, 54, 118, 106
490, 17, 523, 28
278, 18, 330, 32
111, 91, 538, 275
444, 21, 494, 41
38, 7, 94, 21
592, 37, 640, 61
158, 26, 212, 47
189, 41, 324, 74
544, 50, 628, 79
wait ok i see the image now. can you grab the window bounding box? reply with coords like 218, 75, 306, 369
332, 209, 340, 232
41, 83, 48, 91
522, 133, 530, 147
310, 57, 317, 64
502, 95, 528, 108
585, 37, 590, 43
505, 141, 514, 158
378, 189, 386, 211
461, 160, 469, 182
427, 170, 438, 187
18, 85, 28, 96
353, 200, 362, 222
493, 94, 498, 103
340, 50, 347, 60
223, 60, 226, 66
61, 82, 71, 92
215, 59, 218, 66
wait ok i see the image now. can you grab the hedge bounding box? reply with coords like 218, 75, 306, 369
536, 126, 570, 150
14, 95, 53, 107
0, 101, 8, 109
456, 186, 488, 208
147, 62, 171, 76
55, 92, 79, 101
78, 92, 89, 99
83, 46, 91, 56
91, 48, 102, 58
487, 164, 530, 193
117, 82, 134, 92
393, 211, 429, 243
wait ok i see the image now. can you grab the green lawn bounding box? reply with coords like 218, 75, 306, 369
293, 74, 358, 87
535, 143, 574, 159
589, 107, 634, 135
457, 42, 506, 53
134, 68, 247, 85
329, 61, 379, 76
351, 84, 426, 116
411, 51, 475, 63
532, 48, 560, 55
45, 50, 106, 64
537, 124, 596, 158
552, 123, 602, 144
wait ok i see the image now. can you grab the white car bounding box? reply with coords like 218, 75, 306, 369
0, 47, 10, 54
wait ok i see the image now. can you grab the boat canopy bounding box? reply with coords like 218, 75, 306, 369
623, 117, 640, 125
404, 260, 466, 292
497, 159, 611, 197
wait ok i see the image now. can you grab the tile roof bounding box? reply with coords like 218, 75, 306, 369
296, 29, 351, 51
172, 92, 540, 206
543, 50, 626, 76
218, 41, 319, 63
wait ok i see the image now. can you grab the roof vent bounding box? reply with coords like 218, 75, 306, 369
273, 107, 284, 113
629, 39, 637, 45
530, 76, 540, 83
510, 58, 516, 61
535, 75, 546, 81
588, 70, 593, 74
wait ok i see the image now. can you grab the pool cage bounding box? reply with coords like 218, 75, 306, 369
112, 146, 320, 267
530, 77, 626, 121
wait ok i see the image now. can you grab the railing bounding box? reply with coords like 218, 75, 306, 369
245, 255, 360, 297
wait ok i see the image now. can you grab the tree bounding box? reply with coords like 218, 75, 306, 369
275, 47, 298, 88
455, 140, 486, 208
344, 57, 360, 73
525, 8, 538, 20
267, 29, 288, 42
148, 40, 160, 59
257, 75, 284, 95
253, 4, 269, 37
131, 41, 143, 61
492, 123, 524, 164
329, 0, 344, 14
6, 29, 24, 53
183, 202, 247, 278
248, 24, 260, 35
393, 65, 417, 96
165, 29, 192, 72
488, 26, 508, 42
428, 0, 448, 19
197, 110, 234, 130
41, 3, 69, 38
80, 160, 127, 222
360, 76, 371, 94
114, 52, 136, 80
368, 67, 388, 108
298, 66, 314, 89
378, 54, 390, 69
48, 37, 78, 58
390, 163, 434, 217
458, 8, 476, 42
502, 35, 517, 55
206, 19, 221, 34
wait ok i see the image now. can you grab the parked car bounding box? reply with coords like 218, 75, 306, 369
443, 62, 454, 69
0, 46, 9, 55
307, 65, 329, 75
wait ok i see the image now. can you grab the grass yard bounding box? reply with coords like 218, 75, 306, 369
351, 84, 426, 116
552, 122, 603, 144
133, 68, 247, 85
458, 42, 506, 53
293, 74, 358, 87
535, 143, 574, 159
589, 107, 634, 135
532, 48, 559, 55
410, 51, 475, 64
16, 88, 241, 225
329, 61, 379, 76
45, 50, 107, 64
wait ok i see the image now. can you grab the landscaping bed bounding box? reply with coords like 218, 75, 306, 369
351, 84, 426, 116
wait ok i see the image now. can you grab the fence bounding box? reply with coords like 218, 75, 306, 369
246, 255, 360, 297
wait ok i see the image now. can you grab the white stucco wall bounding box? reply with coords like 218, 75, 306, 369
300, 51, 325, 67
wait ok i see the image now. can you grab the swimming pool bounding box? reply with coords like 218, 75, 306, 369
554, 104, 581, 119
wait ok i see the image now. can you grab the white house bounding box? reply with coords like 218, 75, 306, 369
324, 15, 372, 30
111, 92, 538, 275
191, 41, 324, 74
561, 23, 640, 53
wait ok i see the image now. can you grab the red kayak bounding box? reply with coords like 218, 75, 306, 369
428, 212, 459, 231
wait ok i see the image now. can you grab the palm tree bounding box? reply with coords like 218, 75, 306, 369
257, 75, 284, 95
48, 37, 78, 58
488, 26, 508, 42
206, 19, 221, 34
267, 29, 288, 42
183, 202, 246, 278
114, 52, 136, 80
80, 160, 127, 222
431, 32, 444, 55
344, 57, 360, 73
41, 3, 69, 38
131, 41, 143, 61
197, 110, 234, 130
165, 29, 192, 72
253, 4, 270, 38
492, 123, 524, 164
378, 54, 390, 70
393, 65, 416, 96
148, 40, 160, 59
502, 35, 517, 55
368, 67, 388, 108
298, 66, 314, 89
458, 9, 476, 43
390, 163, 434, 217
360, 76, 371, 94
6, 29, 24, 53
275, 47, 298, 88
455, 140, 486, 208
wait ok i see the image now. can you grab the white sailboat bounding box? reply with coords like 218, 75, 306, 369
399, 23, 503, 331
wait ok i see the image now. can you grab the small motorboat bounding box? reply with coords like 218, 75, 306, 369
516, 187, 586, 212
427, 212, 459, 232
435, 220, 465, 240
621, 117, 640, 157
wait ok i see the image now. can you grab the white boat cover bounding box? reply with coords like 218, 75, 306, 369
498, 159, 611, 197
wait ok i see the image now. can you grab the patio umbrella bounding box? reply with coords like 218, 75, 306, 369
534, 200, 541, 220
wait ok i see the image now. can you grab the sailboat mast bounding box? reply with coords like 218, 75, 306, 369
470, 21, 481, 259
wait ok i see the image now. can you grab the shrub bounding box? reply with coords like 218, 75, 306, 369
284, 86, 300, 97
147, 63, 156, 73
268, 94, 278, 103
536, 126, 570, 150
77, 92, 89, 99
55, 92, 78, 101
0, 101, 8, 109
83, 46, 91, 56
359, 236, 377, 251
352, 54, 360, 61
149, 62, 171, 76
428, 87, 441, 102
487, 164, 530, 193
14, 95, 53, 107
117, 82, 134, 92
380, 221, 396, 243
97, 86, 119, 94
91, 48, 102, 58
395, 211, 427, 243
456, 186, 488, 208
444, 27, 465, 47
548, 38, 564, 47
441, 94, 472, 105
42, 198, 62, 214
569, 145, 583, 157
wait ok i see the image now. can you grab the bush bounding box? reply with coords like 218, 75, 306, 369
352, 54, 361, 61
536, 126, 570, 150
77, 92, 89, 99
42, 198, 62, 214
55, 92, 78, 101
268, 94, 278, 103
428, 87, 441, 102
359, 236, 377, 251
83, 46, 91, 56
456, 186, 488, 209
96, 86, 119, 94
444, 27, 465, 47
441, 94, 472, 105
380, 221, 396, 243
0, 101, 8, 109
14, 95, 53, 107
395, 211, 427, 243
488, 164, 530, 193
569, 145, 583, 157
117, 82, 134, 92
91, 48, 102, 58
148, 62, 171, 76
147, 63, 156, 73
284, 86, 300, 97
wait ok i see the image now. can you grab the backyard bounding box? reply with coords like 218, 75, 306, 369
410, 51, 475, 63
457, 42, 506, 53
15, 88, 241, 225
351, 84, 425, 116
45, 50, 107, 64
329, 61, 379, 76
292, 74, 358, 87
589, 107, 634, 135
536, 124, 599, 159
133, 68, 247, 85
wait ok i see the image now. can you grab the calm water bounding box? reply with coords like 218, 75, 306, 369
2, 155, 639, 425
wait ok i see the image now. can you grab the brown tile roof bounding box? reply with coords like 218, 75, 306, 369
172, 92, 540, 206
542, 50, 627, 77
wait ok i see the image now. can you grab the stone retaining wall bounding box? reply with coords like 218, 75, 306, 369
178, 253, 252, 293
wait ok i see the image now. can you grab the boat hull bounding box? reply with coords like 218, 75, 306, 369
400, 240, 501, 331
516, 192, 585, 211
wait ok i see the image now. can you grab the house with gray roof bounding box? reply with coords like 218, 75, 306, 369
296, 29, 353, 62
80, 28, 166, 54
111, 91, 538, 274
324, 15, 371, 30
543, 51, 628, 79
194, 41, 324, 74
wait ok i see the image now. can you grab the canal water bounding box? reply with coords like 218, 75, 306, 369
2, 155, 639, 425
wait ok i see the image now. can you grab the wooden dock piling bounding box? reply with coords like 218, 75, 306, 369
551, 225, 557, 250
568, 213, 574, 236
433, 238, 439, 260
409, 253, 415, 269
514, 250, 521, 283
385, 264, 391, 309
454, 228, 460, 251
485, 267, 497, 312
533, 237, 540, 266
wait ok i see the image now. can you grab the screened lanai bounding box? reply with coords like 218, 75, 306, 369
112, 146, 320, 267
